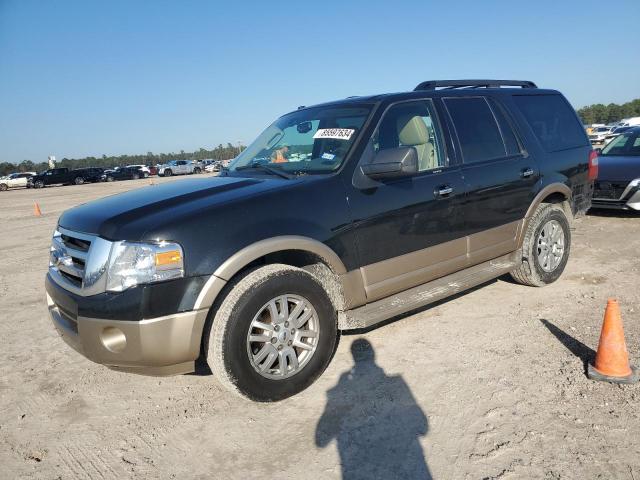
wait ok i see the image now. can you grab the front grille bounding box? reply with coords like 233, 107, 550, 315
593, 181, 629, 200
49, 227, 112, 296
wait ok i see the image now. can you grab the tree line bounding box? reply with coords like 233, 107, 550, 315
577, 98, 640, 125
0, 143, 244, 177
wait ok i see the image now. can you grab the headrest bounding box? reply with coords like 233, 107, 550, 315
397, 115, 429, 146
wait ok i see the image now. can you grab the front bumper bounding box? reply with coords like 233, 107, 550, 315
592, 180, 640, 211
47, 290, 209, 376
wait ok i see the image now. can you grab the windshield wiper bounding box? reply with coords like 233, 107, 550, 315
234, 163, 293, 179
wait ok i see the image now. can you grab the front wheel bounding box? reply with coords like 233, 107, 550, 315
206, 264, 338, 402
163, 169, 172, 177
0, 183, 7, 191
34, 180, 44, 188
74, 177, 84, 185
510, 203, 571, 287
193, 167, 201, 174
106, 176, 114, 182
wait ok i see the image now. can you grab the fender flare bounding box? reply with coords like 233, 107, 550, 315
193, 236, 347, 310
517, 183, 572, 248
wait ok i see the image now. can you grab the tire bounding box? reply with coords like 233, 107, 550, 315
164, 169, 172, 177
74, 177, 84, 185
35, 180, 44, 188
193, 167, 201, 174
510, 203, 571, 287
206, 264, 338, 402
0, 183, 7, 191
106, 176, 114, 182
143, 172, 149, 178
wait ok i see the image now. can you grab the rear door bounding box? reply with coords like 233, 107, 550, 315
347, 99, 467, 302
442, 96, 539, 265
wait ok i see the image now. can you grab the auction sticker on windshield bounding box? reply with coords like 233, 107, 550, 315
313, 128, 355, 140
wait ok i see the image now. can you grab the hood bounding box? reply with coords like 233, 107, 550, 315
597, 155, 640, 182
58, 175, 296, 240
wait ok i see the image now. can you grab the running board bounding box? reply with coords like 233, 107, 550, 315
340, 251, 521, 330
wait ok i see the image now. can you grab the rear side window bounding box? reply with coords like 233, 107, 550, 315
513, 94, 587, 152
487, 98, 522, 156
444, 97, 505, 163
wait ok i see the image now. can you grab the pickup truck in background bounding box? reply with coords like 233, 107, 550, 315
28, 168, 91, 188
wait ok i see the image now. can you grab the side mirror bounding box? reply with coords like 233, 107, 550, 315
360, 146, 419, 180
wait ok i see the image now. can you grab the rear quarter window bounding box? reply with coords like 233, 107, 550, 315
513, 94, 587, 152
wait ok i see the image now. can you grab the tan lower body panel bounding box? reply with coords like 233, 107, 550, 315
48, 293, 208, 376
357, 220, 522, 304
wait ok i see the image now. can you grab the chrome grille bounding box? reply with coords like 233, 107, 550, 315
49, 227, 113, 296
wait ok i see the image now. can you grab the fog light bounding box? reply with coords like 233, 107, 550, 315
100, 327, 127, 353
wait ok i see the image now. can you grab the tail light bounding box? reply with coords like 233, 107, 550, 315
588, 150, 599, 181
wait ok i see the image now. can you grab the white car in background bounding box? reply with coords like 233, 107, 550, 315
157, 160, 202, 177
0, 172, 34, 191
126, 164, 151, 177
589, 126, 615, 145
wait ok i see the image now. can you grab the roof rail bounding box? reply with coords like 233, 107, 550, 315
414, 79, 537, 91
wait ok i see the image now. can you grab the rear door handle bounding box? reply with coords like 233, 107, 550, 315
435, 185, 454, 197
521, 167, 534, 178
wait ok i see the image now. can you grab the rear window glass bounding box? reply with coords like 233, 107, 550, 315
444, 97, 506, 163
513, 94, 587, 152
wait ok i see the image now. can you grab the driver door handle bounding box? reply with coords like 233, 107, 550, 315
435, 185, 454, 197
521, 167, 534, 178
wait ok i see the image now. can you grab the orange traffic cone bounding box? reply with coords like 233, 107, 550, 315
33, 202, 42, 216
588, 299, 638, 384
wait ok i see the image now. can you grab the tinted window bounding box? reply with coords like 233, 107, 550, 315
373, 100, 446, 171
513, 94, 587, 152
487, 98, 522, 156
445, 97, 506, 163
601, 129, 640, 156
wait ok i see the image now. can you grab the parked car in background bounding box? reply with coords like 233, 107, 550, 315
101, 166, 145, 182
617, 117, 640, 127
604, 126, 634, 144
46, 79, 594, 401
28, 168, 88, 188
74, 167, 104, 183
126, 165, 152, 177
203, 160, 221, 173
157, 160, 202, 177
0, 172, 34, 191
592, 126, 640, 211
148, 165, 158, 176
589, 126, 614, 145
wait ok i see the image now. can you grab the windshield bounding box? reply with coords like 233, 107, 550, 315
229, 104, 372, 175
601, 129, 640, 156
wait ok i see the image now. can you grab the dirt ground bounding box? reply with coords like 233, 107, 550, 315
1, 177, 639, 480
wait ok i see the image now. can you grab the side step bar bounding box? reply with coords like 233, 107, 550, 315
340, 251, 521, 330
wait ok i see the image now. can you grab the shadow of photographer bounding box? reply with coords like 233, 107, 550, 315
315, 339, 432, 480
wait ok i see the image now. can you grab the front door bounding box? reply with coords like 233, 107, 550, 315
442, 96, 539, 265
347, 99, 467, 302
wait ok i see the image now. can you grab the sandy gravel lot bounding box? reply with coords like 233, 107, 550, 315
1, 177, 639, 479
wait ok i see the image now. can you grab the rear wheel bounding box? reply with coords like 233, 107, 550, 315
0, 183, 7, 191
164, 169, 172, 177
35, 180, 44, 188
510, 203, 571, 287
206, 264, 338, 402
193, 167, 202, 174
74, 177, 84, 185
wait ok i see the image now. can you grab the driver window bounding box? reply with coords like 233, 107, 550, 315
373, 101, 446, 171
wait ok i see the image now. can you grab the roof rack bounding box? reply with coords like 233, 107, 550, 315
414, 79, 537, 91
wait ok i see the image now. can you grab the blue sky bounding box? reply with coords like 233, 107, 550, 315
1, 0, 639, 164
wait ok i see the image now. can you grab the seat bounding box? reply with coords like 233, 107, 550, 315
396, 115, 436, 171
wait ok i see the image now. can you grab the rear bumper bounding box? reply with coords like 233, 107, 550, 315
47, 293, 208, 376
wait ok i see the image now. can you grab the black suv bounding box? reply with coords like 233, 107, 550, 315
46, 80, 594, 401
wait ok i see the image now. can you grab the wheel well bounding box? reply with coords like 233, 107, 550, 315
540, 192, 573, 223
236, 249, 346, 312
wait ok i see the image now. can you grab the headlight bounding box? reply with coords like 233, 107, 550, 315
106, 241, 184, 292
